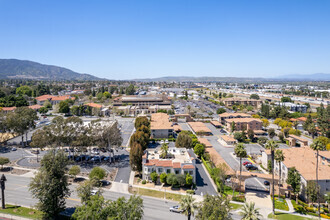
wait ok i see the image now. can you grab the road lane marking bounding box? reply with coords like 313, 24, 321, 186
67, 198, 80, 202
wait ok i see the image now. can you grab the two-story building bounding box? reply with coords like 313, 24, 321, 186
219, 112, 251, 125
142, 147, 196, 183
225, 118, 263, 132
150, 113, 174, 138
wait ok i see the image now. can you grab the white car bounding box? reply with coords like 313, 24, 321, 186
160, 140, 165, 144
91, 190, 99, 196
169, 205, 184, 213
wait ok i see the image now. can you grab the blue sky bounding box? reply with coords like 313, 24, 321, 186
0, 0, 329, 80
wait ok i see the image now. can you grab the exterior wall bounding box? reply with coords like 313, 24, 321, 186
151, 129, 174, 138
261, 151, 271, 168
226, 121, 262, 132
142, 165, 195, 183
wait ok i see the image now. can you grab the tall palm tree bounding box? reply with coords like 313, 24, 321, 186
240, 202, 262, 220
234, 143, 247, 193
275, 149, 285, 198
180, 194, 196, 220
265, 140, 279, 215
310, 137, 326, 219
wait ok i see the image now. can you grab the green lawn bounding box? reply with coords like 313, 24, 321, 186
223, 185, 239, 197
268, 212, 310, 220
230, 203, 243, 210
274, 197, 289, 211
129, 187, 183, 202
0, 204, 43, 219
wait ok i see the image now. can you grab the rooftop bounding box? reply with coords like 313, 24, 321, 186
219, 112, 251, 118
225, 118, 262, 123
188, 122, 212, 133
150, 112, 173, 130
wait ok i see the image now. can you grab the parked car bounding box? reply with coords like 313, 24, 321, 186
169, 206, 184, 213
103, 156, 110, 162
11, 147, 17, 151
246, 164, 258, 170
264, 181, 270, 186
91, 156, 101, 162
101, 180, 110, 186
243, 162, 252, 166
31, 150, 39, 154
91, 189, 100, 196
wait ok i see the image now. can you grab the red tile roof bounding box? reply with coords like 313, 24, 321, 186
172, 162, 181, 169
28, 104, 42, 110
35, 95, 54, 101
1, 107, 16, 111
182, 164, 194, 169
84, 103, 102, 108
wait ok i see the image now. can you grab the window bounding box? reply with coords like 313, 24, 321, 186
184, 171, 188, 175
189, 171, 193, 175
175, 170, 179, 174
166, 169, 171, 174
158, 168, 163, 173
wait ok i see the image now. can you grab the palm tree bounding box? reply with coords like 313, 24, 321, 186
180, 194, 196, 220
240, 202, 262, 220
234, 143, 247, 193
265, 140, 279, 215
275, 149, 285, 198
310, 137, 326, 218
160, 143, 168, 159
307, 123, 317, 139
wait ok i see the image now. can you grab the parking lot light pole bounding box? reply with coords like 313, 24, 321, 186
0, 174, 7, 209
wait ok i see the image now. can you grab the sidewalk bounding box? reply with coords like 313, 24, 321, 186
0, 213, 31, 220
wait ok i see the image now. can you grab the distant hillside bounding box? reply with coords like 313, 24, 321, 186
0, 59, 102, 80
134, 74, 330, 82
275, 73, 330, 81
133, 76, 268, 83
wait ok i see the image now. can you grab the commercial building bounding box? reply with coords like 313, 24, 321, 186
276, 102, 308, 113
225, 118, 263, 132
219, 112, 251, 125
219, 135, 237, 146
142, 147, 196, 182
113, 95, 171, 115
222, 98, 262, 108
84, 103, 110, 117
150, 113, 174, 138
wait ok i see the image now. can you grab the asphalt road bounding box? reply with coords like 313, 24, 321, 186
3, 174, 185, 220
3, 174, 243, 220
114, 117, 135, 183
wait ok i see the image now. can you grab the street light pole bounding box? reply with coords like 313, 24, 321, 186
0, 174, 7, 209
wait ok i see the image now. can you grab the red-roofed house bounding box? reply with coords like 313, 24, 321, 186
142, 147, 196, 183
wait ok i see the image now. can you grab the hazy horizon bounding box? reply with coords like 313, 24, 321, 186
1, 0, 330, 80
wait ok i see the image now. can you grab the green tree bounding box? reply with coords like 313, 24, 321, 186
240, 202, 262, 220
250, 94, 260, 100
306, 181, 319, 206
103, 91, 111, 99
89, 167, 106, 181
234, 143, 247, 193
30, 129, 51, 162
275, 149, 285, 197
16, 85, 32, 96
134, 116, 150, 129
160, 143, 169, 159
180, 195, 197, 220
150, 172, 158, 183
186, 173, 193, 186
175, 132, 192, 148
310, 137, 326, 218
193, 143, 205, 158
231, 121, 236, 132
0, 157, 9, 169
262, 119, 270, 128
303, 114, 313, 131
281, 97, 292, 102
196, 194, 231, 220
286, 167, 301, 203
166, 173, 178, 186
268, 128, 276, 139
247, 129, 254, 141
58, 101, 70, 113
265, 140, 279, 214
125, 84, 136, 95
76, 179, 97, 205
29, 150, 70, 219
69, 165, 81, 180
216, 108, 226, 114
129, 142, 143, 172
39, 106, 48, 114
160, 173, 167, 184
234, 132, 245, 142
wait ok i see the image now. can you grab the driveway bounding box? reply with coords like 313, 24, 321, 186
245, 190, 272, 219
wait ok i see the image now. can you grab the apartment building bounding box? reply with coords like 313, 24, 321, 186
225, 118, 263, 132
150, 113, 174, 138
35, 95, 74, 105
263, 147, 330, 200
219, 112, 251, 125
223, 98, 262, 108
142, 147, 196, 182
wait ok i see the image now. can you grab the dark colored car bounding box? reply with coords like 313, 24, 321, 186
246, 164, 258, 170
264, 181, 270, 186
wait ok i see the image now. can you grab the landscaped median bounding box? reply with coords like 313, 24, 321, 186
268, 212, 310, 220
128, 186, 183, 202
0, 204, 42, 219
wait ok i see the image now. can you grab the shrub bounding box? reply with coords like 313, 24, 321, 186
321, 214, 330, 219
186, 190, 195, 194
69, 165, 80, 179
89, 167, 106, 180
142, 180, 146, 184
232, 195, 245, 203
150, 172, 158, 183
160, 173, 167, 184
0, 157, 10, 169
294, 206, 307, 214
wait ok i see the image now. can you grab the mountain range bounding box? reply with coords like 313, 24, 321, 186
0, 59, 101, 80
0, 59, 329, 82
